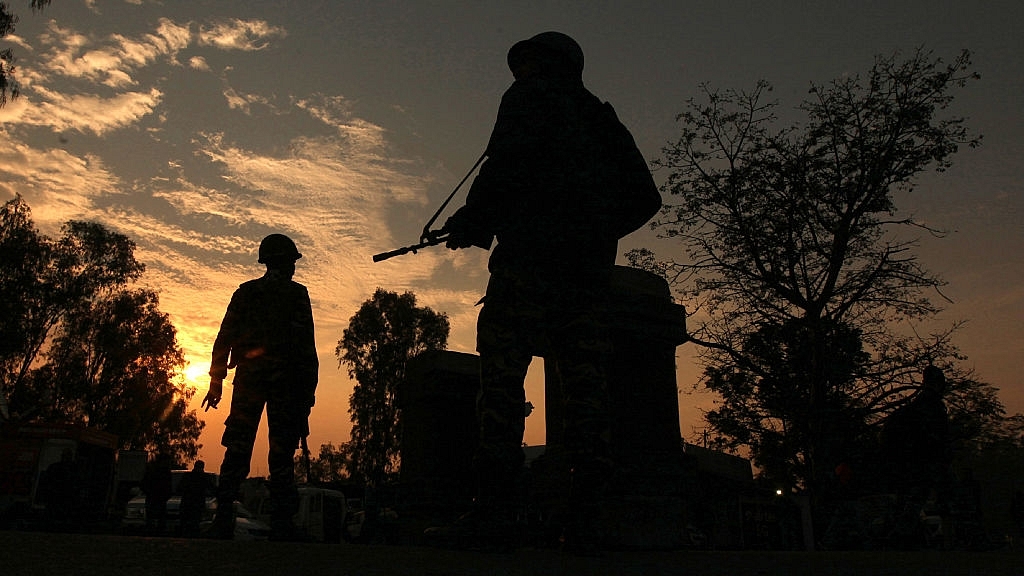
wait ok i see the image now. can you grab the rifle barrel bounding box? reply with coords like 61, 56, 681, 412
372, 234, 449, 262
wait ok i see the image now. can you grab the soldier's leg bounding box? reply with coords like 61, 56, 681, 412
266, 396, 303, 539
550, 279, 614, 550
213, 380, 265, 537
475, 275, 538, 507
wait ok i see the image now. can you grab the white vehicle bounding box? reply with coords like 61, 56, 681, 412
208, 501, 271, 541
252, 485, 348, 543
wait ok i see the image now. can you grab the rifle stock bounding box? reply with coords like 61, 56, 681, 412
372, 234, 449, 262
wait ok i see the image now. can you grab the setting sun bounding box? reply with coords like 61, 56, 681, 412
183, 360, 210, 387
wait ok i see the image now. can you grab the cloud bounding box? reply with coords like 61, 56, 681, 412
29, 19, 189, 88
2, 16, 290, 135
1, 86, 163, 135
197, 19, 286, 51
0, 130, 120, 228
221, 86, 273, 115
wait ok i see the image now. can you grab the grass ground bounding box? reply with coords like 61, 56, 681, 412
3, 530, 1023, 576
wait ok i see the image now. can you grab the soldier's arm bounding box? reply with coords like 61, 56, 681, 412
295, 287, 319, 407
209, 291, 243, 380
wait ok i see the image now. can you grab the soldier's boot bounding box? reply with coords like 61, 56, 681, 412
268, 489, 307, 542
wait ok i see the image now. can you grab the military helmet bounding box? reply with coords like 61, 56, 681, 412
258, 233, 302, 264
507, 31, 584, 79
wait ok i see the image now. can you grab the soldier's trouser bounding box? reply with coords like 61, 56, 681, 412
218, 366, 305, 526
476, 268, 613, 508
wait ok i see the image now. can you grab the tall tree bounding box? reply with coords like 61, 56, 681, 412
1, 197, 143, 413
628, 49, 1001, 492
33, 289, 201, 463
336, 289, 449, 487
0, 196, 201, 463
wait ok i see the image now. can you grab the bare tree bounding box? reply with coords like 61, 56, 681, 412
629, 49, 995, 493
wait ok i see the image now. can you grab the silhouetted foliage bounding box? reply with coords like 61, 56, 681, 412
1, 196, 144, 405
0, 196, 201, 463
628, 49, 1012, 492
336, 289, 449, 487
0, 1, 51, 106
295, 441, 354, 484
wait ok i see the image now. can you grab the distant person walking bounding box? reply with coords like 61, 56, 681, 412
429, 31, 660, 551
203, 234, 319, 540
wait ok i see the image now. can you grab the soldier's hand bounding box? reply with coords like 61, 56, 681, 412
442, 208, 470, 250
203, 379, 223, 411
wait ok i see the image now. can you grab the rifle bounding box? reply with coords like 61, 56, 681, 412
372, 232, 449, 262
372, 152, 486, 263
301, 434, 316, 485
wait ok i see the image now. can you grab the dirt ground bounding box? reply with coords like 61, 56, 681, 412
3, 530, 1023, 576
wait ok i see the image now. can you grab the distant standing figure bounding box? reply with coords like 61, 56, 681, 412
880, 365, 953, 500
202, 233, 319, 540
431, 31, 660, 551
141, 453, 173, 535
179, 460, 211, 537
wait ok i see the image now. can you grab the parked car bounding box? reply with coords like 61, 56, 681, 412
121, 494, 215, 535
122, 491, 268, 541
121, 469, 218, 535
203, 501, 270, 541
251, 485, 348, 543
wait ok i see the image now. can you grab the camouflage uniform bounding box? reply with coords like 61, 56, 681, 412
209, 267, 318, 535
441, 32, 659, 542
476, 266, 613, 506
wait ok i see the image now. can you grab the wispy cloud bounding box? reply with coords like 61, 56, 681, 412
29, 19, 190, 88
0, 129, 120, 226
2, 86, 163, 135
197, 19, 286, 51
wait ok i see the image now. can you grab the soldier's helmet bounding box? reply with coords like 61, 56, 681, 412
258, 233, 302, 264
507, 31, 584, 79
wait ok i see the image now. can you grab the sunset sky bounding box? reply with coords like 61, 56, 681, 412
1, 1, 1021, 473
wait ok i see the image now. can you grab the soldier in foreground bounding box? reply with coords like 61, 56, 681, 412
428, 32, 660, 552
202, 234, 319, 540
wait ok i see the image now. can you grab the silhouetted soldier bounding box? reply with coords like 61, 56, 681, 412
141, 452, 173, 535
880, 365, 953, 504
203, 234, 319, 540
179, 460, 211, 537
430, 31, 660, 551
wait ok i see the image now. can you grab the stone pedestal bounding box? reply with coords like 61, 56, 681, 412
542, 265, 692, 549
396, 350, 479, 531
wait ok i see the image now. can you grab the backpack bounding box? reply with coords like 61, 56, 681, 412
579, 100, 662, 239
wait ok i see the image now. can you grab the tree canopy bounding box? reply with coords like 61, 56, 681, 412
629, 49, 1011, 492
336, 288, 449, 486
0, 195, 201, 463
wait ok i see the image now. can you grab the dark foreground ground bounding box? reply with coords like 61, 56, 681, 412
3, 530, 1022, 576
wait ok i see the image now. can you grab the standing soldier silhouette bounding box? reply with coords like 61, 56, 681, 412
203, 234, 319, 540
430, 31, 660, 551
